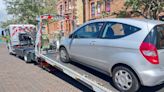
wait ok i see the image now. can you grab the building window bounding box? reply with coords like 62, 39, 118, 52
97, 1, 101, 16
65, 1, 68, 11
68, 0, 72, 10
60, 5, 62, 15
91, 2, 95, 17
105, 1, 110, 12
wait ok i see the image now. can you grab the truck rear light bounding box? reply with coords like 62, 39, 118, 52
140, 42, 159, 64
16, 45, 21, 47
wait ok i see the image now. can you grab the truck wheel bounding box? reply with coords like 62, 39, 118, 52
24, 53, 31, 63
112, 66, 140, 92
59, 47, 70, 63
9, 52, 13, 55
8, 48, 13, 55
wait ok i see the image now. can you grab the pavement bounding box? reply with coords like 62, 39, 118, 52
0, 43, 164, 92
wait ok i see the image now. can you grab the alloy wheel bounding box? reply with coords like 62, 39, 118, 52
60, 50, 67, 61
114, 70, 133, 90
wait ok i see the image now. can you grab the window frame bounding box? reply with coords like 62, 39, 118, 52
68, 0, 72, 10
91, 2, 96, 18
105, 1, 110, 12
65, 1, 68, 12
100, 22, 141, 39
59, 5, 63, 15
97, 1, 101, 16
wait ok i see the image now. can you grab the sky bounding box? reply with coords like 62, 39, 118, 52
0, 0, 11, 34
0, 0, 10, 22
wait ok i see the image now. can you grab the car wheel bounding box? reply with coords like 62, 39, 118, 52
112, 66, 140, 92
59, 47, 70, 63
24, 53, 31, 63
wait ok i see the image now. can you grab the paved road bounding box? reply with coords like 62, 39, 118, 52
1, 43, 164, 92
0, 43, 91, 92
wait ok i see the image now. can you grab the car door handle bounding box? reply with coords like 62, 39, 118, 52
90, 43, 94, 45
90, 41, 96, 45
91, 41, 96, 43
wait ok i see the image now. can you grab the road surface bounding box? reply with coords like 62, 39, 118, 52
0, 43, 164, 92
0, 43, 91, 92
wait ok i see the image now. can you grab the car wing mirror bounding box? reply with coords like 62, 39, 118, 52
69, 34, 73, 38
69, 34, 78, 39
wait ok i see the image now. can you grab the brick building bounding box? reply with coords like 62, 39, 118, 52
54, 0, 126, 36
47, 0, 163, 37
46, 0, 164, 36
83, 0, 125, 21
47, 0, 84, 36
46, 0, 84, 37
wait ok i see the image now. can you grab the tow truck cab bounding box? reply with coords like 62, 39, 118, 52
4, 24, 36, 62
14, 33, 35, 62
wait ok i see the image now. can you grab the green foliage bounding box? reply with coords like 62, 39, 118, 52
116, 11, 128, 18
1, 0, 57, 28
125, 0, 164, 19
0, 19, 16, 29
102, 11, 110, 18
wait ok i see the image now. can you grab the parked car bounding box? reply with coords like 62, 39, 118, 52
59, 18, 164, 92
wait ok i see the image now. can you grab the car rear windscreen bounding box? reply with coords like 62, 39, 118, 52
155, 24, 164, 49
143, 24, 164, 49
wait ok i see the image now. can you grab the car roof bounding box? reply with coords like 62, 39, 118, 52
86, 18, 164, 29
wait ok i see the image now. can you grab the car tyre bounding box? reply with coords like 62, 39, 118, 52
112, 66, 140, 92
59, 47, 70, 63
24, 53, 31, 63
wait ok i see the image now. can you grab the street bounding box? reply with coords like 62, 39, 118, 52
0, 0, 163, 91
0, 43, 91, 92
1, 42, 164, 92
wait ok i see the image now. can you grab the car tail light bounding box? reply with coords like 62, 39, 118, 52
140, 42, 159, 64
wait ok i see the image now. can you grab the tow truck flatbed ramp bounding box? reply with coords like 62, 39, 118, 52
39, 52, 118, 92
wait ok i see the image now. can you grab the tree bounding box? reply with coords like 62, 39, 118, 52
2, 0, 57, 26
125, 0, 164, 19
0, 19, 16, 29
0, 0, 57, 40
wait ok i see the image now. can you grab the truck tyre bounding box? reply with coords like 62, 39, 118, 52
112, 66, 140, 92
59, 47, 70, 63
9, 52, 13, 55
24, 53, 31, 63
8, 47, 13, 55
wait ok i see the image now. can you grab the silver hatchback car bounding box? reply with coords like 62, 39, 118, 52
59, 18, 164, 92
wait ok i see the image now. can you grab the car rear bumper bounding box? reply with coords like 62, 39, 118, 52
139, 67, 164, 86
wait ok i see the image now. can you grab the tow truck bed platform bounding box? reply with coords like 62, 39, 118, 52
39, 52, 118, 92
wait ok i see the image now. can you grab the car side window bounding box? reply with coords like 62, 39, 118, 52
102, 22, 141, 39
74, 22, 104, 39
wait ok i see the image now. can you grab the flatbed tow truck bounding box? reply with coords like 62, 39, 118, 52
35, 15, 118, 92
